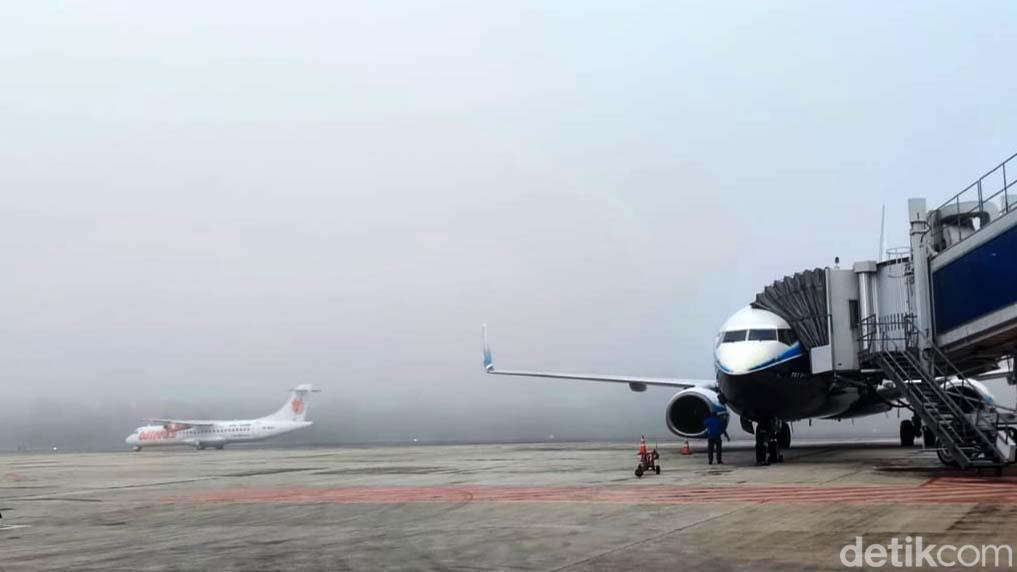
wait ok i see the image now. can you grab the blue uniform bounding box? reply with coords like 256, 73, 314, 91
704, 414, 727, 464
704, 415, 727, 439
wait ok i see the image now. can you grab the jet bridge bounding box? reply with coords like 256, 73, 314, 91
926, 164, 1017, 372
753, 150, 1017, 469
873, 152, 1017, 469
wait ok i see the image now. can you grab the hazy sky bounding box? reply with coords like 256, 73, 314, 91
2, 2, 1016, 448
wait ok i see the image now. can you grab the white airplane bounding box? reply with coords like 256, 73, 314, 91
483, 306, 1013, 465
125, 385, 319, 451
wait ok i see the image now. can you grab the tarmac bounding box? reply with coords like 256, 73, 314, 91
2, 440, 1016, 571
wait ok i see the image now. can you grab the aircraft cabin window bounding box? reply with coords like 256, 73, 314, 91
777, 329, 797, 345
721, 330, 747, 343
748, 329, 777, 341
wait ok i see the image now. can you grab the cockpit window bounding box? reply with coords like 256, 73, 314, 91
747, 329, 777, 341
777, 328, 797, 345
721, 330, 747, 343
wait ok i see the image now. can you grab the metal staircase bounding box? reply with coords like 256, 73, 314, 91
860, 315, 1016, 469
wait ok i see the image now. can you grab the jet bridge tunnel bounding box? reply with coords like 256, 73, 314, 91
928, 200, 1017, 373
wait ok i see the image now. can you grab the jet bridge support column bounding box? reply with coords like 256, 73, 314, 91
909, 198, 933, 353
853, 261, 877, 352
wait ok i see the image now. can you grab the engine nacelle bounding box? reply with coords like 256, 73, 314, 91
942, 379, 997, 413
665, 387, 727, 438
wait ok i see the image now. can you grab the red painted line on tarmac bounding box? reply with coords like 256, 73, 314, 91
166, 479, 1017, 506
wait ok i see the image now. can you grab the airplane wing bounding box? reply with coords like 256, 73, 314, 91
142, 418, 217, 427
482, 325, 715, 392
973, 368, 1014, 383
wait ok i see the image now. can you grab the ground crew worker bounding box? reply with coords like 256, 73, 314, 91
704, 410, 730, 465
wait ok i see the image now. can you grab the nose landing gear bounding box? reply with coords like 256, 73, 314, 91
755, 420, 787, 465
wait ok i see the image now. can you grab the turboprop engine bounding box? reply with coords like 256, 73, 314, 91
665, 387, 728, 437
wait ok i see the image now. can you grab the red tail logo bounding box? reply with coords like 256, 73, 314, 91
291, 398, 304, 414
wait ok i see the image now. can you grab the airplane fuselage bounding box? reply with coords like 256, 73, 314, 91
125, 419, 312, 449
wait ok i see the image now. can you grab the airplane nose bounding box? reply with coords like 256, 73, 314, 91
715, 343, 779, 375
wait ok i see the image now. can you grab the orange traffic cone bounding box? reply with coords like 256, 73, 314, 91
680, 440, 692, 455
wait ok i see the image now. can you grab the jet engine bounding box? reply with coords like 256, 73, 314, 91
942, 379, 997, 413
665, 387, 727, 438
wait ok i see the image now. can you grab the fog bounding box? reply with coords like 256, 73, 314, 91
2, 2, 1016, 450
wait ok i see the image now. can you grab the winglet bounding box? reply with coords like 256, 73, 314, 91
482, 324, 494, 372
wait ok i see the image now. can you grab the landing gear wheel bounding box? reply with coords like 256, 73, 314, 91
655, 465, 661, 475
755, 430, 768, 465
132, 446, 142, 452
215, 445, 224, 450
936, 442, 959, 467
767, 437, 779, 464
923, 427, 937, 448
778, 423, 791, 449
899, 419, 915, 447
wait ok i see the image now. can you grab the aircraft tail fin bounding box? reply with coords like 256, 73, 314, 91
263, 384, 320, 421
